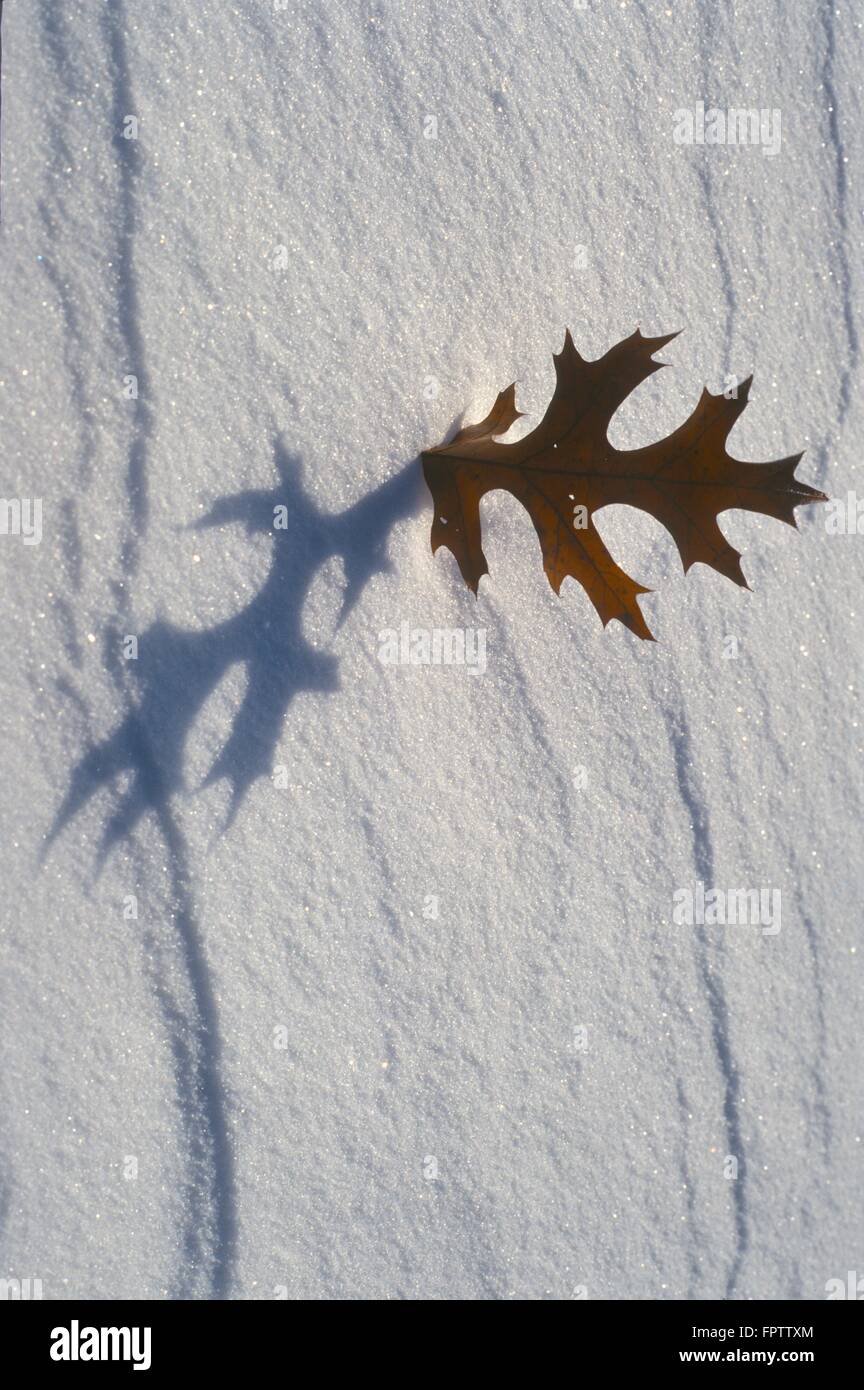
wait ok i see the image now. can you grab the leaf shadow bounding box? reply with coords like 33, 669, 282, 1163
46, 439, 427, 865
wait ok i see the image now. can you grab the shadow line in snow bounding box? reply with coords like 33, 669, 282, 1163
664, 706, 750, 1300
101, 0, 153, 566
819, 3, 860, 443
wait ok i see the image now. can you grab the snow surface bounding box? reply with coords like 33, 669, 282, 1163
1, 0, 862, 1300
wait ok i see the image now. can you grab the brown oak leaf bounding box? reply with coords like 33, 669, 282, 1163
422, 329, 826, 640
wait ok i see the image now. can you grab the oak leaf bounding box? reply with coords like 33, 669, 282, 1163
422, 330, 826, 640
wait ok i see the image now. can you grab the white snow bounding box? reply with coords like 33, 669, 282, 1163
0, 0, 862, 1300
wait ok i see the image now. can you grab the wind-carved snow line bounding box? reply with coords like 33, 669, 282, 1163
146, 799, 238, 1300
674, 1077, 703, 1294
0, 2, 5, 220
33, 0, 238, 1298
694, 163, 738, 373
100, 2, 238, 1299
483, 595, 576, 815
100, 3, 153, 573
695, 0, 738, 380
750, 686, 838, 1162
34, 4, 100, 593
819, 4, 860, 443
673, 8, 750, 1296
663, 707, 750, 1301
797, 909, 833, 1156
